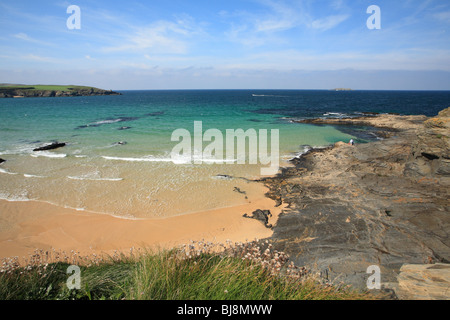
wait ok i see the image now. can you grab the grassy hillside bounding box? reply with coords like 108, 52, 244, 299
0, 84, 92, 91
0, 241, 372, 300
0, 84, 120, 97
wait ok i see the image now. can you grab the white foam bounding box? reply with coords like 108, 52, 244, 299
31, 151, 67, 158
0, 168, 18, 175
0, 191, 31, 202
289, 145, 328, 161
323, 112, 348, 118
198, 158, 237, 164
93, 119, 122, 125
102, 155, 174, 162
24, 174, 46, 178
102, 154, 237, 164
0, 145, 34, 155
67, 176, 123, 181
212, 175, 233, 180
252, 94, 287, 97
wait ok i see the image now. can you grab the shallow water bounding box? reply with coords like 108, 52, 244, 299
1, 90, 448, 217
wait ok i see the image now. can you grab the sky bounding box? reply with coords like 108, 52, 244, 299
1, 0, 450, 90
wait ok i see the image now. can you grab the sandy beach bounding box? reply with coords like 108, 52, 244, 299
0, 184, 283, 261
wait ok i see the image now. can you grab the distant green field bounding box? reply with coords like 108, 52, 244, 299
0, 84, 93, 91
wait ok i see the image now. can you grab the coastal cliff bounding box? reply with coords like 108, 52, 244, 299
262, 108, 450, 298
0, 85, 121, 98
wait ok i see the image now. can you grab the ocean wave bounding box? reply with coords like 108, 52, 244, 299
102, 155, 174, 162
322, 111, 379, 119
323, 112, 349, 118
0, 168, 18, 175
24, 174, 46, 178
252, 94, 288, 97
31, 151, 67, 158
93, 119, 123, 125
75, 116, 141, 129
102, 155, 237, 164
0, 145, 35, 156
212, 174, 233, 180
289, 145, 328, 161
0, 191, 31, 202
67, 176, 123, 181
198, 158, 237, 164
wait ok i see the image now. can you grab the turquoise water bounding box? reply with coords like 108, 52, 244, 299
0, 90, 448, 217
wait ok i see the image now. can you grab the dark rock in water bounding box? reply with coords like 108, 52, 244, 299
118, 126, 132, 130
243, 209, 273, 228
144, 111, 165, 117
0, 158, 5, 164
233, 187, 246, 194
247, 119, 263, 122
214, 174, 233, 180
119, 116, 140, 122
75, 125, 90, 130
33, 142, 66, 151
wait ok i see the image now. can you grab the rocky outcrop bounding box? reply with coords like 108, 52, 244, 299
243, 209, 273, 229
33, 142, 66, 151
396, 264, 450, 300
262, 108, 450, 296
0, 87, 121, 98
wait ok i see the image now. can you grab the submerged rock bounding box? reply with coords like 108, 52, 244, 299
33, 142, 66, 151
214, 174, 233, 180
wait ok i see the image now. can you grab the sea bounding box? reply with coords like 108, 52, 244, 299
0, 90, 449, 218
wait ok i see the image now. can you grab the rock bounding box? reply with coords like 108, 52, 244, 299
214, 174, 233, 180
396, 264, 450, 300
233, 187, 246, 194
438, 107, 450, 118
0, 86, 121, 98
262, 109, 450, 292
33, 142, 66, 151
334, 141, 347, 148
0, 158, 5, 164
243, 209, 273, 228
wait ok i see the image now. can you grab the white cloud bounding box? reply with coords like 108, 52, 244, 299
14, 33, 31, 41
310, 14, 350, 31
102, 16, 203, 55
22, 54, 57, 63
224, 0, 351, 47
13, 33, 53, 46
434, 11, 450, 23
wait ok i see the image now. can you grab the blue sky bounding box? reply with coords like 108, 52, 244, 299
1, 0, 450, 90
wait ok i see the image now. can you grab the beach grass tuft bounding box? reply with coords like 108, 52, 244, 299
0, 241, 372, 300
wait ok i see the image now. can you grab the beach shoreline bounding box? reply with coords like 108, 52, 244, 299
0, 183, 284, 261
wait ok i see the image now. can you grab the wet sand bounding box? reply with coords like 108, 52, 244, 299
0, 184, 283, 260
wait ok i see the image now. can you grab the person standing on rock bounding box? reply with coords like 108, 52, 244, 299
349, 139, 355, 145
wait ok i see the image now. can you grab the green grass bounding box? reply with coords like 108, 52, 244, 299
0, 84, 95, 91
0, 244, 372, 301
